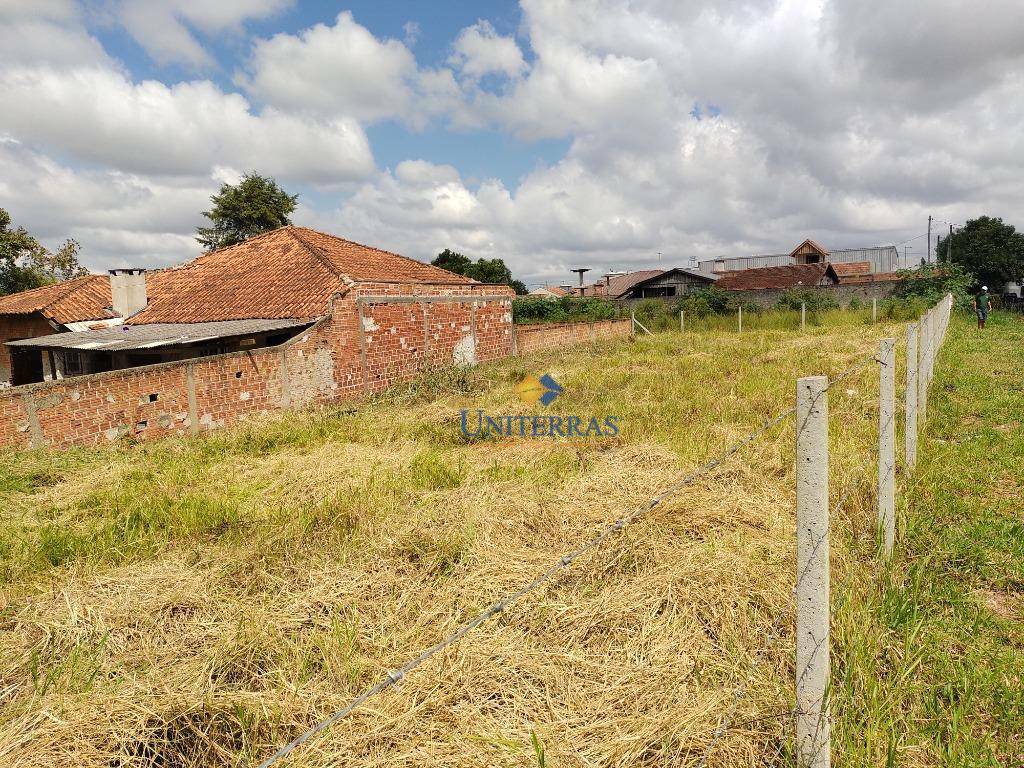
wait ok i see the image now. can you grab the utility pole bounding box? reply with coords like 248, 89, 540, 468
948, 224, 954, 263
927, 215, 932, 263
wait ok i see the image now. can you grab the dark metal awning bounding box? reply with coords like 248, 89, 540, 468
5, 318, 312, 353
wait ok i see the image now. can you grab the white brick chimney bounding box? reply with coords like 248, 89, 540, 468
109, 268, 147, 318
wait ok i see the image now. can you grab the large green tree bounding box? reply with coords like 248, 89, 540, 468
1, 208, 86, 296
937, 215, 1024, 288
196, 173, 298, 251
431, 248, 527, 294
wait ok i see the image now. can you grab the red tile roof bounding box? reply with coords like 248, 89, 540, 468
838, 271, 901, 285
0, 227, 479, 327
832, 261, 872, 277
0, 275, 114, 324
131, 226, 476, 324
715, 262, 838, 291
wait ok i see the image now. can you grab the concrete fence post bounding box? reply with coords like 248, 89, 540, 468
872, 297, 877, 323
738, 305, 743, 333
680, 309, 685, 333
631, 311, 636, 336
796, 375, 831, 768
801, 302, 806, 332
918, 313, 929, 426
878, 338, 896, 557
905, 323, 918, 472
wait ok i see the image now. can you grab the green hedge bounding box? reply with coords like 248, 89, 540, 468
512, 296, 620, 324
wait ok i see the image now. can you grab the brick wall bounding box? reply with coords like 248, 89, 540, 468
0, 313, 55, 384
0, 284, 515, 450
513, 319, 633, 354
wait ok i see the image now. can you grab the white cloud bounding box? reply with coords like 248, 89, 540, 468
448, 20, 527, 80
0, 66, 375, 182
100, 0, 293, 68
241, 11, 420, 123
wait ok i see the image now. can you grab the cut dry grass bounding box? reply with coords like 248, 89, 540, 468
1, 312, 904, 767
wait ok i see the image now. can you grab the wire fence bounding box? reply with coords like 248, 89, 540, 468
255, 294, 954, 768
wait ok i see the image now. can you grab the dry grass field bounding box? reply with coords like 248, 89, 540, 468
0, 310, 941, 767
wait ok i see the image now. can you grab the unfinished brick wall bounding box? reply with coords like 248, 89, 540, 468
0, 292, 637, 451
514, 319, 632, 354
0, 284, 515, 450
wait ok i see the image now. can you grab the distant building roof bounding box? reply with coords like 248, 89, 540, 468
716, 262, 839, 291
604, 270, 665, 298
789, 238, 830, 259
6, 318, 311, 352
831, 261, 872, 277
530, 285, 569, 298
0, 275, 115, 324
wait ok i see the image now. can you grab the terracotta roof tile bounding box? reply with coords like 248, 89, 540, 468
131, 226, 475, 324
0, 275, 114, 324
716, 262, 837, 291
832, 261, 872, 277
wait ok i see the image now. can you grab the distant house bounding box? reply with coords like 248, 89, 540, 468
529, 285, 570, 299
580, 268, 715, 300
697, 239, 903, 276
620, 268, 716, 299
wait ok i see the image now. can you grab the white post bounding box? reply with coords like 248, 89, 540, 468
631, 311, 636, 336
801, 302, 806, 332
918, 314, 929, 426
872, 297, 877, 323
738, 305, 743, 333
796, 375, 831, 768
680, 309, 685, 333
878, 338, 896, 558
905, 323, 918, 472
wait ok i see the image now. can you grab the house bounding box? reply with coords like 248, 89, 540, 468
1, 226, 512, 382
0, 226, 517, 448
529, 285, 570, 299
618, 268, 716, 299
575, 268, 715, 300
697, 240, 903, 276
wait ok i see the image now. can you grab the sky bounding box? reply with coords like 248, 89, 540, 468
1, 0, 1023, 287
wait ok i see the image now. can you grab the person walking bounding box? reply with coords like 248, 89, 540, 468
973, 286, 992, 330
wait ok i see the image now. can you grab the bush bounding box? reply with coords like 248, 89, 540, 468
891, 263, 974, 311
679, 286, 734, 316
774, 287, 839, 313
512, 296, 619, 324
848, 297, 862, 310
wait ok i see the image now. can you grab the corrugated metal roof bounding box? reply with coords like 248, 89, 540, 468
6, 318, 310, 352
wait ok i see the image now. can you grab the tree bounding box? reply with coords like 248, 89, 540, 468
431, 249, 527, 294
936, 215, 1024, 289
196, 173, 298, 251
1, 208, 86, 296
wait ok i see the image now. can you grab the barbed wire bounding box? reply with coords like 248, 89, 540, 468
255, 346, 907, 768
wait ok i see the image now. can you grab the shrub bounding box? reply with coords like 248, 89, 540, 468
891, 263, 974, 311
679, 286, 734, 316
774, 287, 839, 313
512, 296, 619, 324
